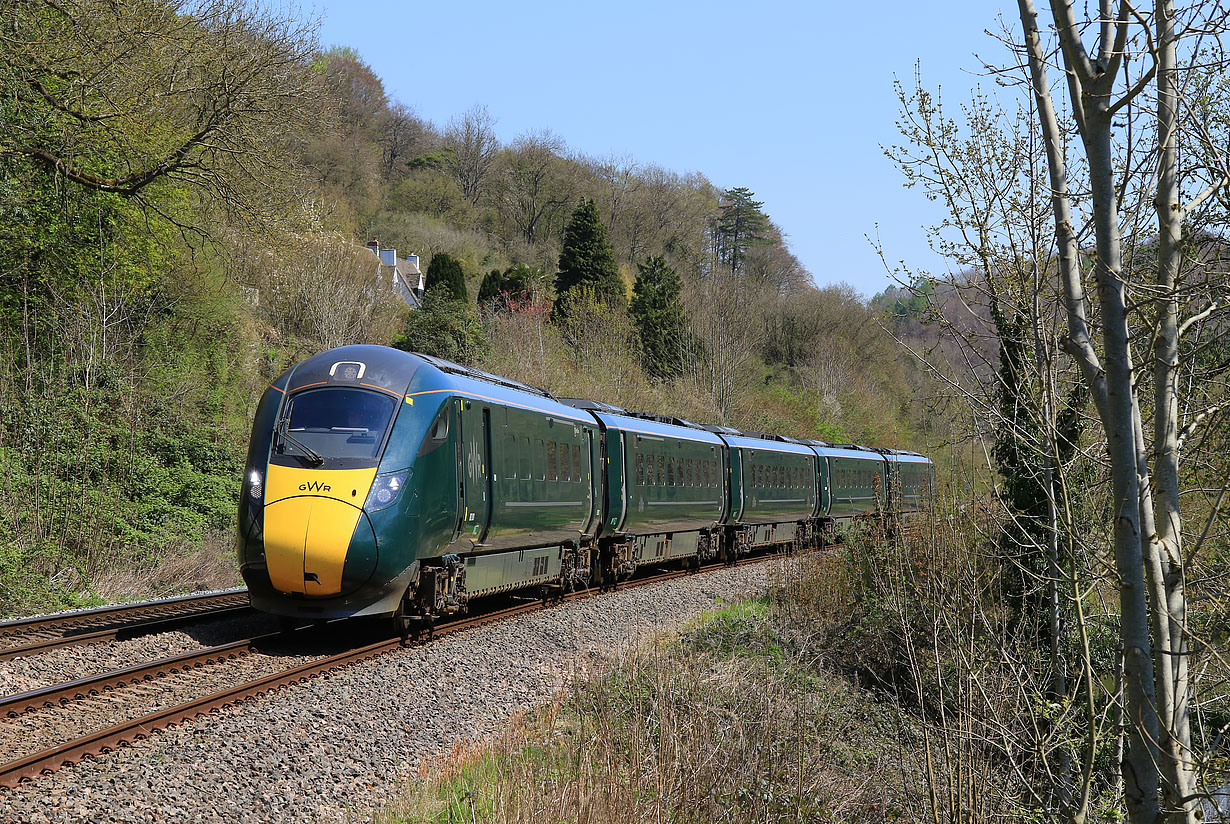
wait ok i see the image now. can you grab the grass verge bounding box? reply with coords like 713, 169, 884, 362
379, 557, 928, 824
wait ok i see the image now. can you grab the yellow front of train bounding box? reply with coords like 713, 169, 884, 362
237, 346, 426, 619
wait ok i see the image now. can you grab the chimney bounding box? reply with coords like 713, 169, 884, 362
366, 237, 380, 253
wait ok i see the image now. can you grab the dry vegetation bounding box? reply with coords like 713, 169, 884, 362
381, 556, 932, 824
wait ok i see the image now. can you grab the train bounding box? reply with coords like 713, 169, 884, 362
236, 345, 933, 635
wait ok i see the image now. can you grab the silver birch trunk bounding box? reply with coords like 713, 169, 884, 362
1151, 0, 1196, 817
1019, 2, 1162, 820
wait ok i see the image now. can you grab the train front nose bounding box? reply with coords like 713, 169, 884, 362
262, 467, 379, 597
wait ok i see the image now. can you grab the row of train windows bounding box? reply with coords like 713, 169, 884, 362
836, 467, 878, 490
750, 463, 809, 490
635, 453, 719, 488
503, 436, 585, 483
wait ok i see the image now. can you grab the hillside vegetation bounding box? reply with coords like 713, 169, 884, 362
0, 0, 939, 616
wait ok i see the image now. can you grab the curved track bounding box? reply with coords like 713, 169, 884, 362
0, 555, 782, 788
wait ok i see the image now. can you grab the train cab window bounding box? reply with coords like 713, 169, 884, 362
572, 445, 581, 483
279, 388, 396, 464
519, 437, 531, 479
636, 453, 644, 485
547, 442, 557, 481
559, 442, 570, 482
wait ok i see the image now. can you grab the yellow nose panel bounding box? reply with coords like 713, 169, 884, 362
264, 496, 365, 595
262, 465, 378, 596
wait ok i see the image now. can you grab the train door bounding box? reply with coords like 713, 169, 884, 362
605, 431, 627, 532
582, 428, 598, 535
456, 399, 492, 545
726, 447, 744, 522
817, 456, 831, 516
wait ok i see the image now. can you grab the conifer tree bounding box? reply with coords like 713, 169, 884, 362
478, 269, 503, 305
716, 187, 770, 275
426, 252, 468, 301
554, 198, 624, 316
630, 256, 688, 379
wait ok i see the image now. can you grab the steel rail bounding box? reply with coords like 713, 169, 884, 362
0, 632, 273, 718
0, 590, 249, 641
0, 600, 254, 663
0, 552, 785, 789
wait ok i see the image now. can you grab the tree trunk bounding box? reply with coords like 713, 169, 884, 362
1151, 0, 1196, 817
1019, 2, 1164, 820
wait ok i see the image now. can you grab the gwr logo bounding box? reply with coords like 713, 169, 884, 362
299, 481, 332, 492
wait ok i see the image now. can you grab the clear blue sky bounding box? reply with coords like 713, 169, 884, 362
316, 1, 1019, 297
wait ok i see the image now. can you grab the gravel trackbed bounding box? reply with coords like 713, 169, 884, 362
4, 559, 787, 824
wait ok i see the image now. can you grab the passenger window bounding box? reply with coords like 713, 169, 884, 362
559, 442, 570, 482
547, 442, 557, 482
503, 435, 515, 478
520, 437, 530, 480
658, 455, 664, 484
636, 453, 644, 485
573, 444, 581, 483
667, 458, 675, 486
534, 439, 545, 480
686, 459, 693, 487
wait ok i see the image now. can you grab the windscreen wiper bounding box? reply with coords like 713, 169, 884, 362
276, 414, 325, 467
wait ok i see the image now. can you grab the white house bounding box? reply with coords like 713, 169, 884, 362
366, 238, 424, 309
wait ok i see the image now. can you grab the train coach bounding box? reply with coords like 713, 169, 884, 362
237, 345, 933, 634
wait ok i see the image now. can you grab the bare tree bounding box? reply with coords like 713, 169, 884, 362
444, 104, 500, 206
491, 130, 570, 245
1015, 2, 1230, 820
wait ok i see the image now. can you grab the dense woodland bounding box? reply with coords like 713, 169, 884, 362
3, 1, 1229, 822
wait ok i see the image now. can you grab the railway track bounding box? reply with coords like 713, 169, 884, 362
0, 554, 781, 789
0, 590, 252, 662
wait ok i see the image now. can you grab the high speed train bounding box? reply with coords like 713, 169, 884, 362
237, 345, 932, 634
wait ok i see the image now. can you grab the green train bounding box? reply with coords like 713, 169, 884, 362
237, 345, 933, 633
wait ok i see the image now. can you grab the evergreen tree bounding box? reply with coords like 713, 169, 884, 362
630, 256, 688, 379
426, 252, 468, 301
716, 186, 770, 275
478, 269, 503, 304
554, 198, 624, 317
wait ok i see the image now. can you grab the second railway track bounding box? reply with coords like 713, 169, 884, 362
0, 590, 253, 661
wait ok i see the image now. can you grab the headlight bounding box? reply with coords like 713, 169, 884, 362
247, 469, 263, 501
364, 470, 409, 512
